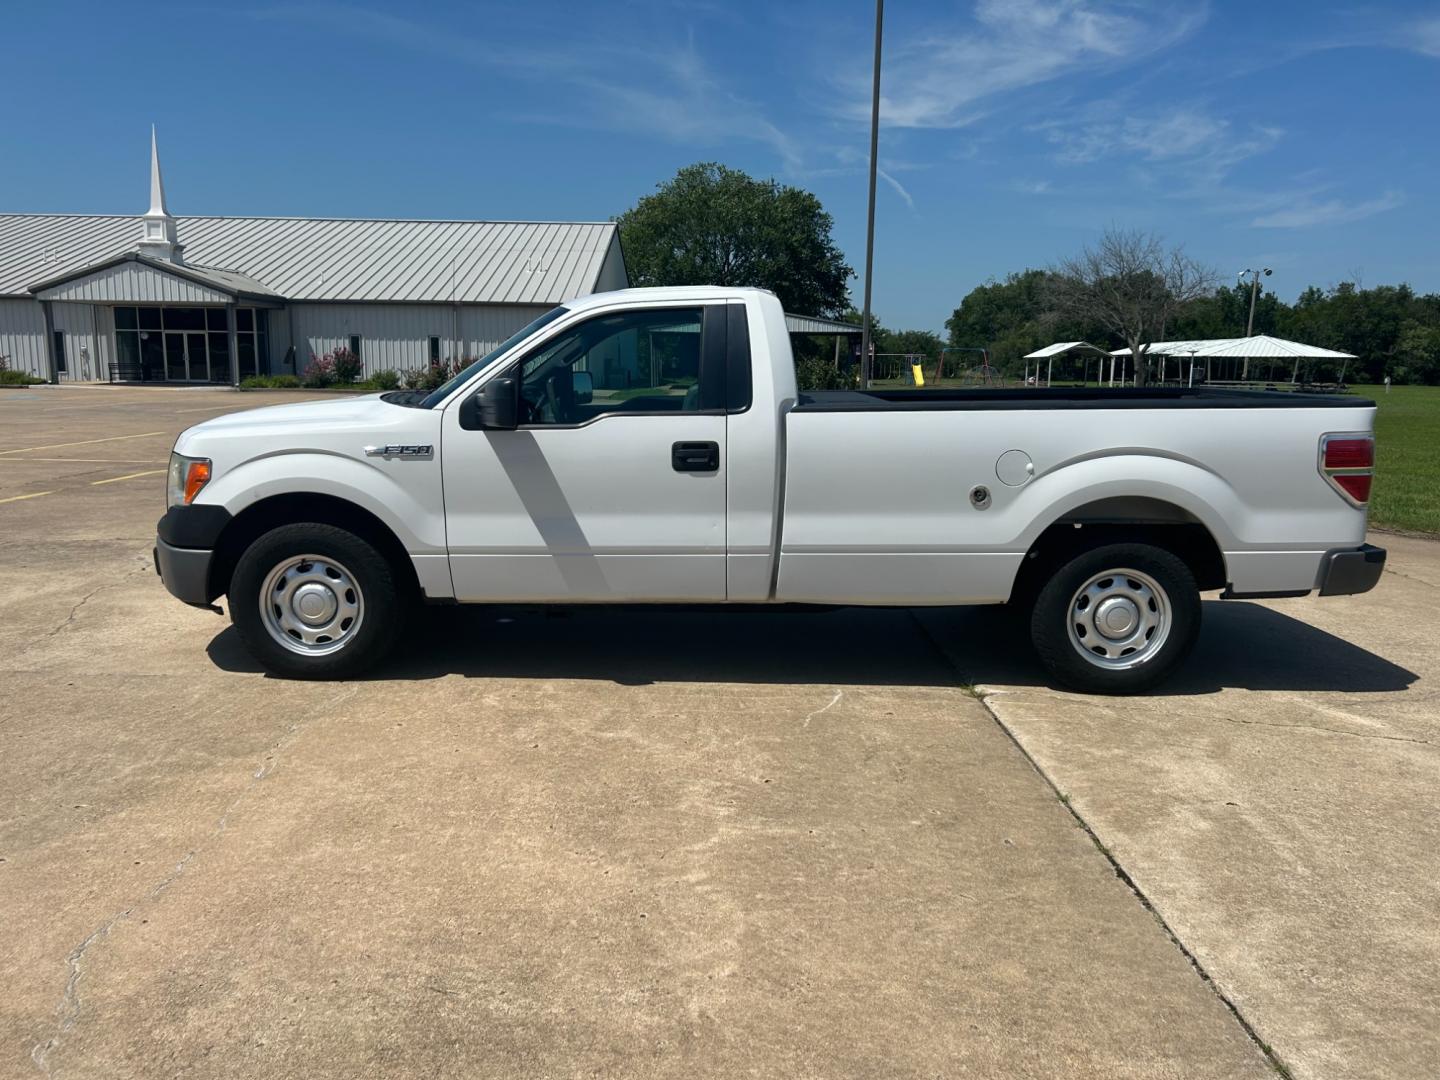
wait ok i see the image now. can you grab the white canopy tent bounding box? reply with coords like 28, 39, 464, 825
1021, 341, 1113, 386
1111, 335, 1357, 384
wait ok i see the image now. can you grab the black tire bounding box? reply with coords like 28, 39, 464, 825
230, 522, 403, 679
1029, 542, 1200, 695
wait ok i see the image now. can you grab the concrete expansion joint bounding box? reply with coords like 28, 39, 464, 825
973, 689, 1297, 1080
902, 610, 1296, 1079
28, 683, 358, 1076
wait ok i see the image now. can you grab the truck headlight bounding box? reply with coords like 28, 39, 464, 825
167, 453, 212, 508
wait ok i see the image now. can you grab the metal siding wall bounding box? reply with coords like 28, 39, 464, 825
38, 263, 233, 304
52, 302, 106, 381
268, 308, 293, 373
594, 235, 628, 293
0, 298, 47, 377
290, 303, 455, 377
459, 305, 550, 362
290, 303, 547, 376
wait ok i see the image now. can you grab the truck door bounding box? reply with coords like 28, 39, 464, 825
442, 302, 728, 602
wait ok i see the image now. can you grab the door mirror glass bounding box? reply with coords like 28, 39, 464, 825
479, 376, 518, 430
571, 370, 593, 404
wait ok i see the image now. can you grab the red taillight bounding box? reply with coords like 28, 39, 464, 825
1333, 473, 1372, 503
1323, 438, 1374, 470
1319, 433, 1374, 507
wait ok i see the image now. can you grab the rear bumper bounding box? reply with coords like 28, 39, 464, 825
154, 538, 217, 607
1317, 542, 1387, 597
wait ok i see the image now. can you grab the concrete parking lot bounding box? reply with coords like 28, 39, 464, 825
1, 385, 1435, 1080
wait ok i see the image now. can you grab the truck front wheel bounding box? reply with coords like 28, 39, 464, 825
1029, 542, 1201, 694
230, 523, 402, 679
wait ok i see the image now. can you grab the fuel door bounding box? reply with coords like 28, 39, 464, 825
996, 449, 1035, 487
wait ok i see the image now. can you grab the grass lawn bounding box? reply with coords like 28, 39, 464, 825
1348, 384, 1440, 536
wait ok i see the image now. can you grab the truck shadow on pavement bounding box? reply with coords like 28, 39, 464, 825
206, 598, 1415, 695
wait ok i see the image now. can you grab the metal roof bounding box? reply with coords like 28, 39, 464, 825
1111, 335, 1356, 359
0, 214, 620, 304
1023, 341, 1110, 359
29, 252, 282, 301
784, 313, 863, 335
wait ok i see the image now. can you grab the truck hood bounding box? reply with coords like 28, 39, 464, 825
174, 395, 436, 458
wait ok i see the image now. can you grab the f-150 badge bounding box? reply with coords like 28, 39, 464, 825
364, 444, 433, 458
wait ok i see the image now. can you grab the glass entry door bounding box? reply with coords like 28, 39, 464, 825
186, 332, 209, 381
165, 333, 187, 380
163, 331, 214, 381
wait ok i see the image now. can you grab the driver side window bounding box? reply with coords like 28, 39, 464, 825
516, 307, 706, 425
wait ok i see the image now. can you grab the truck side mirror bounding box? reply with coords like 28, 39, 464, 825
479, 376, 518, 430
572, 370, 593, 405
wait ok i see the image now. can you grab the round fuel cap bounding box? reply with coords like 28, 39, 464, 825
996, 449, 1035, 487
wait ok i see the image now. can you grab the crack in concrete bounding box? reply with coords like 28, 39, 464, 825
42, 562, 151, 640
1210, 713, 1432, 746
1380, 564, 1439, 590
29, 684, 358, 1077
801, 689, 843, 728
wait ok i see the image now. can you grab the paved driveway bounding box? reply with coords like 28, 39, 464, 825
1, 385, 1434, 1079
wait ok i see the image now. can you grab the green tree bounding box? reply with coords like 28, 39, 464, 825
617, 163, 853, 317
1049, 229, 1217, 386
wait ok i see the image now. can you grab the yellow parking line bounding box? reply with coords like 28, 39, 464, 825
0, 490, 54, 505
0, 431, 166, 456
0, 457, 165, 464
91, 469, 166, 486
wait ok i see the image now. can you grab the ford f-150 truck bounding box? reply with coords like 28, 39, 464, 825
155, 286, 1385, 692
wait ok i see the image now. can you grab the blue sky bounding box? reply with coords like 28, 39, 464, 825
4, 1, 1438, 331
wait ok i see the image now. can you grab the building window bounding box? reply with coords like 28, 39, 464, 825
429, 336, 441, 363
349, 335, 362, 360
53, 331, 67, 374
111, 305, 267, 382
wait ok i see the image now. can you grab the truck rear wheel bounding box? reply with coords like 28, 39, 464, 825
230, 523, 402, 679
1029, 542, 1200, 694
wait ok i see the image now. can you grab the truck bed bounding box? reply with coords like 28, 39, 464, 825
796, 387, 1372, 411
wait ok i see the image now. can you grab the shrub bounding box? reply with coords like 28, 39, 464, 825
365, 369, 401, 391
331, 347, 363, 384
1, 368, 46, 386
795, 354, 858, 391
302, 353, 337, 388
402, 363, 451, 392
239, 374, 303, 389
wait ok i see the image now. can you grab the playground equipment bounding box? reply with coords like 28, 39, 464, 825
935, 346, 998, 385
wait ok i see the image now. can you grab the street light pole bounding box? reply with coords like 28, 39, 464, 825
1238, 267, 1271, 380
858, 0, 884, 390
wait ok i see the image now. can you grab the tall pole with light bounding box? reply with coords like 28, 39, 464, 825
858, 0, 884, 389
1237, 266, 1271, 380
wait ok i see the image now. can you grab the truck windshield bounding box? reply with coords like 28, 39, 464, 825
419, 306, 570, 408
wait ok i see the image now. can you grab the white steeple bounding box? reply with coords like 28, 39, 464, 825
139, 125, 183, 263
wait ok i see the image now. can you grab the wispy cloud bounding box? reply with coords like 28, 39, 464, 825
836, 0, 1207, 129
1409, 15, 1440, 58
1043, 105, 1282, 185
251, 3, 802, 169
1011, 179, 1051, 195
1251, 191, 1405, 229
877, 168, 915, 210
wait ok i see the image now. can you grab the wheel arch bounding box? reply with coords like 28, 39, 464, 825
209, 492, 421, 602
1008, 496, 1227, 605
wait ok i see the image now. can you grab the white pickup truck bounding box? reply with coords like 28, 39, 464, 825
156, 286, 1385, 692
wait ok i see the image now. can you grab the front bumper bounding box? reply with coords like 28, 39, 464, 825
154, 538, 216, 606
154, 504, 232, 607
1317, 542, 1387, 597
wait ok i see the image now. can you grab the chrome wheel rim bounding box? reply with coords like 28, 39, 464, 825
259, 554, 364, 657
1066, 567, 1170, 670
